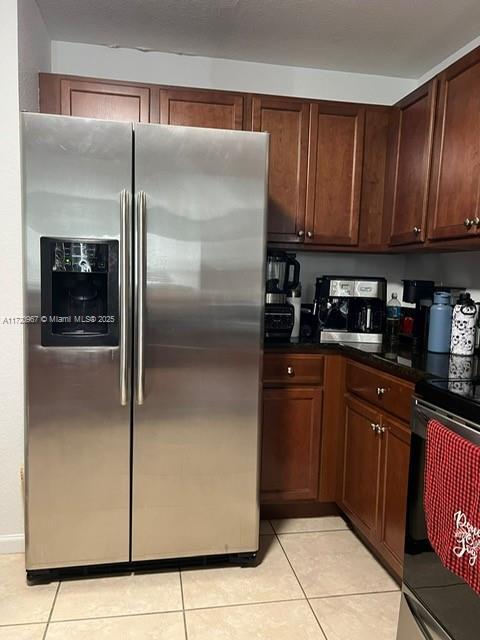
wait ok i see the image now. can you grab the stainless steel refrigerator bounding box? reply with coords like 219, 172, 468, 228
22, 113, 268, 577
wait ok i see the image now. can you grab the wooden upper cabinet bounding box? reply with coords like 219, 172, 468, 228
251, 96, 309, 243
358, 108, 390, 249
306, 103, 365, 246
39, 75, 157, 122
428, 49, 480, 241
386, 81, 437, 246
160, 88, 244, 129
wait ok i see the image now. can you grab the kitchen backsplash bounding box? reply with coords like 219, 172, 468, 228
296, 251, 480, 304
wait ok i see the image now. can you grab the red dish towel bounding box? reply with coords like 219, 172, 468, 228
424, 419, 480, 594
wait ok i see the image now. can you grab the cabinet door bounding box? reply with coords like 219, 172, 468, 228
428, 50, 480, 240
358, 108, 390, 249
261, 387, 322, 503
58, 78, 154, 122
388, 81, 437, 246
378, 416, 411, 573
306, 103, 365, 245
341, 395, 382, 537
160, 88, 244, 129
251, 96, 309, 243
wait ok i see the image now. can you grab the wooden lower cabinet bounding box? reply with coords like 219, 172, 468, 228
378, 415, 411, 574
340, 392, 411, 578
342, 395, 382, 537
261, 386, 322, 502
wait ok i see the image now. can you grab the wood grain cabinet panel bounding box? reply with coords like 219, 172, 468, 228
251, 96, 309, 243
358, 108, 390, 249
428, 49, 480, 241
378, 416, 411, 572
345, 360, 414, 423
306, 103, 365, 246
260, 387, 322, 503
387, 81, 437, 246
263, 353, 324, 386
60, 78, 153, 122
160, 88, 244, 129
341, 395, 382, 536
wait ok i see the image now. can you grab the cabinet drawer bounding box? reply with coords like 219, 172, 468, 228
263, 354, 324, 385
345, 360, 413, 422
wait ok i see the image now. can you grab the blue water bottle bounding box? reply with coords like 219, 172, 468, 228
427, 292, 452, 353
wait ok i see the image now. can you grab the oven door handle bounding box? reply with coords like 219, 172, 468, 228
400, 587, 452, 640
412, 397, 480, 445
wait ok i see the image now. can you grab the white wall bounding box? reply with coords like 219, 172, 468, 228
296, 252, 405, 302
296, 251, 480, 306
17, 0, 51, 111
405, 252, 480, 302
50, 40, 416, 105
0, 0, 24, 553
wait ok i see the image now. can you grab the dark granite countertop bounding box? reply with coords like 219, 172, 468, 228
263, 339, 471, 384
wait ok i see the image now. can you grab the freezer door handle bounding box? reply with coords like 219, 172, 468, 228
135, 191, 146, 405
119, 189, 131, 406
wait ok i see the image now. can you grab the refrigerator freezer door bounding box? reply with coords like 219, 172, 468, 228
23, 114, 133, 569
132, 124, 268, 560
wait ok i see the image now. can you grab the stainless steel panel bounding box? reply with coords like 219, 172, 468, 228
397, 588, 452, 640
132, 124, 268, 560
320, 331, 383, 344
119, 189, 131, 406
135, 191, 146, 405
412, 398, 480, 445
354, 280, 384, 299
329, 280, 355, 297
22, 113, 133, 569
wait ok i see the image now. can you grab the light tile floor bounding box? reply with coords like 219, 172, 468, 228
0, 516, 401, 640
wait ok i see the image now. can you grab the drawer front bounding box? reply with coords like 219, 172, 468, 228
263, 353, 324, 385
345, 360, 413, 422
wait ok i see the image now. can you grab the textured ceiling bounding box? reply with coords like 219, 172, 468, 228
36, 0, 480, 78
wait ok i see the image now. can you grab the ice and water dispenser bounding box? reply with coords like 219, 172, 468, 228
40, 238, 119, 346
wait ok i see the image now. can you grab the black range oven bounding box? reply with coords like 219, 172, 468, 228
398, 392, 480, 640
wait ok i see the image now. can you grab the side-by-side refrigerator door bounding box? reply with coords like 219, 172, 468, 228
23, 114, 133, 570
132, 124, 268, 561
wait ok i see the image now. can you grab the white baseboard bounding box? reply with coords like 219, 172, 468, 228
0, 534, 25, 554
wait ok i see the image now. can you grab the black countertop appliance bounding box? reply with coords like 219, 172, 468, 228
402, 279, 435, 350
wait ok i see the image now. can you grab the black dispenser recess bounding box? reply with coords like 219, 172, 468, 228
40, 238, 119, 347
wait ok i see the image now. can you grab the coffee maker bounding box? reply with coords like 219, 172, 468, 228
313, 276, 386, 343
265, 250, 300, 340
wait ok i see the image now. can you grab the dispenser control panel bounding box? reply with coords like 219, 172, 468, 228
53, 241, 109, 273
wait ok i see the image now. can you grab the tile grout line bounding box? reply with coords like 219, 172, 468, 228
42, 580, 61, 640
269, 528, 349, 536
273, 530, 329, 640
308, 588, 401, 601
179, 569, 189, 640
0, 589, 402, 630
12, 596, 309, 628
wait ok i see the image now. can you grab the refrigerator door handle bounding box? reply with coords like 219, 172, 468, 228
119, 189, 130, 406
135, 190, 146, 405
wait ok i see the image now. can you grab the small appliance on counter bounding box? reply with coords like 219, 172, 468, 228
265, 250, 300, 340
401, 279, 435, 349
313, 275, 386, 343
